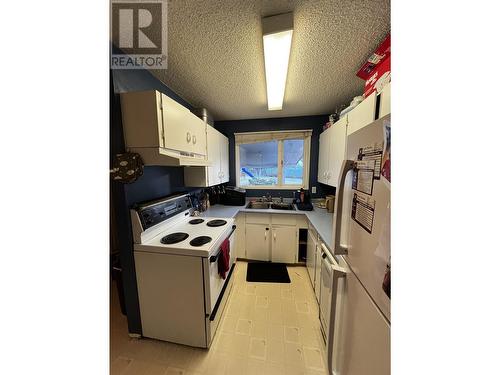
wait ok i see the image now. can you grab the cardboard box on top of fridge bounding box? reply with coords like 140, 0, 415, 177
356, 34, 391, 97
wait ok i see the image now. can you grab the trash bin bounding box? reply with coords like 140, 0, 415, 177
111, 252, 127, 316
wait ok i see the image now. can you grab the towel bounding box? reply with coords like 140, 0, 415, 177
218, 238, 230, 279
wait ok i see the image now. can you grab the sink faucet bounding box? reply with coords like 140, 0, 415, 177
262, 193, 272, 202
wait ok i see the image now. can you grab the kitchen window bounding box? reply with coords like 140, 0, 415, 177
235, 130, 311, 189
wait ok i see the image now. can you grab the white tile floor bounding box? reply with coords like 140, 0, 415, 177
111, 261, 328, 375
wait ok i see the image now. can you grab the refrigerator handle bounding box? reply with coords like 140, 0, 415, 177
334, 159, 356, 255
327, 254, 347, 375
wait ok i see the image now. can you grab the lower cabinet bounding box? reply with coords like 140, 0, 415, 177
245, 223, 270, 261
271, 225, 297, 263
243, 214, 299, 263
234, 213, 246, 258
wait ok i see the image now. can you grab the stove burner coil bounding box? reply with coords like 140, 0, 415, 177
189, 236, 212, 247
189, 218, 205, 225
206, 219, 227, 227
161, 232, 189, 244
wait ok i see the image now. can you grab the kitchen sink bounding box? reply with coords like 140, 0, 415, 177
270, 203, 294, 210
246, 201, 295, 210
246, 201, 271, 209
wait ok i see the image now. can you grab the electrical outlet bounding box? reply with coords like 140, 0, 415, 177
311, 186, 316, 194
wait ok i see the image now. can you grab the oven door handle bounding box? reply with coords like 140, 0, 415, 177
209, 225, 236, 262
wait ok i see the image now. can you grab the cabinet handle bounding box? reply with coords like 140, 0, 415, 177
186, 132, 191, 143
273, 232, 276, 240
192, 135, 197, 144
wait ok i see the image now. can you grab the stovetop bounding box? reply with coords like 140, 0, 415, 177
135, 216, 235, 257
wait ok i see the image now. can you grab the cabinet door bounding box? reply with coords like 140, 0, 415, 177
346, 92, 377, 136
206, 125, 221, 186
161, 93, 206, 156
160, 93, 192, 153
234, 213, 246, 258
220, 133, 229, 183
272, 225, 297, 263
189, 113, 207, 156
379, 82, 391, 118
327, 116, 347, 187
318, 128, 330, 184
306, 231, 317, 287
245, 224, 270, 261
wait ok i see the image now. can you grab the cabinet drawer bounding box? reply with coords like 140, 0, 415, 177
245, 213, 270, 224
271, 214, 296, 226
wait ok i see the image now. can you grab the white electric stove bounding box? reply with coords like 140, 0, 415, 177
130, 193, 236, 348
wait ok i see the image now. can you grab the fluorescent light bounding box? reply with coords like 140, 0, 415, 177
263, 29, 293, 111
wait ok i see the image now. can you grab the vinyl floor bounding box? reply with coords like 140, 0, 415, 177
110, 261, 328, 375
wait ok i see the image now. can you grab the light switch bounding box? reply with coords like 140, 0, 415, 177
311, 186, 316, 193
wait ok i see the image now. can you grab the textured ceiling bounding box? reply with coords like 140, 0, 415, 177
147, 0, 390, 121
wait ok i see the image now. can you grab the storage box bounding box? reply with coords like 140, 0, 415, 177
363, 57, 391, 97
356, 34, 391, 97
356, 34, 390, 80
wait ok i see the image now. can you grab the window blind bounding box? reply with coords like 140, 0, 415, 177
234, 130, 312, 145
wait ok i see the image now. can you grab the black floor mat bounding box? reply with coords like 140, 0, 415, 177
246, 262, 291, 283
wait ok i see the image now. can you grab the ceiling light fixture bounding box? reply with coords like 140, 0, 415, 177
262, 13, 294, 111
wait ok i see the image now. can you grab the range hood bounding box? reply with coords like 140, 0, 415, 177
128, 147, 212, 167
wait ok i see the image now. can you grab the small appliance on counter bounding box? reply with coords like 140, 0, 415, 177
326, 195, 335, 213
294, 188, 313, 211
312, 198, 327, 209
221, 186, 246, 206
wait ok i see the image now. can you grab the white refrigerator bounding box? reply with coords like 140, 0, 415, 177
328, 114, 391, 375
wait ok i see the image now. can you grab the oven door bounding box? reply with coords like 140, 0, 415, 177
207, 225, 236, 311
204, 225, 236, 345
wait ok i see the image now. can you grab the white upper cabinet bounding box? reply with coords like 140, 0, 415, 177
317, 92, 378, 188
159, 93, 207, 156
327, 116, 347, 187
317, 116, 347, 188
346, 92, 377, 136
184, 125, 230, 187
379, 82, 391, 117
120, 90, 208, 166
317, 126, 331, 184
207, 125, 222, 186
219, 133, 229, 183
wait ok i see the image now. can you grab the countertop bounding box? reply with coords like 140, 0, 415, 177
199, 198, 334, 250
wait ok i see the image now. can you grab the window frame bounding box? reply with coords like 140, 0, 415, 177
235, 130, 311, 190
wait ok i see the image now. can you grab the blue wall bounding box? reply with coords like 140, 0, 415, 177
215, 116, 336, 198
111, 67, 201, 335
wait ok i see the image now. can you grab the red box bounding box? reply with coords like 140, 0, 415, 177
356, 34, 391, 80
363, 57, 391, 97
